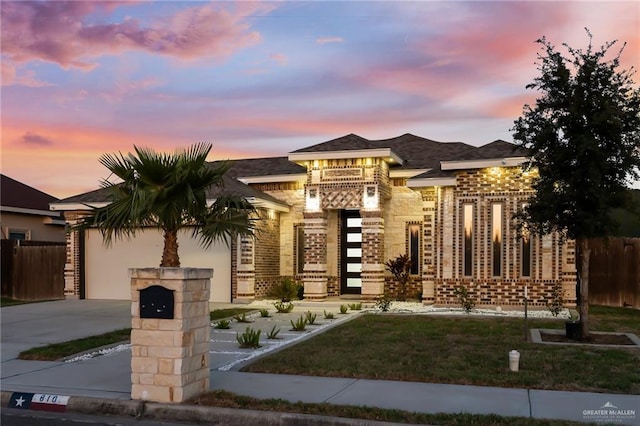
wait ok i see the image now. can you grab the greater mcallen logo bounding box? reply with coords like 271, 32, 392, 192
583, 402, 636, 423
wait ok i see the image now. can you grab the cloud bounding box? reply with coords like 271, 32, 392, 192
20, 131, 55, 146
316, 37, 344, 45
0, 1, 271, 70
270, 53, 288, 65
1, 62, 52, 87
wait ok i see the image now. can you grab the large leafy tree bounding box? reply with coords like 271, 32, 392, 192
78, 143, 256, 267
512, 30, 640, 339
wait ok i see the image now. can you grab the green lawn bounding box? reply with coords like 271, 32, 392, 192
189, 390, 584, 426
241, 306, 640, 394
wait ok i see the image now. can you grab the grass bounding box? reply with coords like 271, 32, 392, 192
210, 308, 255, 321
17, 308, 255, 360
1, 297, 54, 307
188, 390, 583, 425
18, 328, 132, 361
242, 306, 640, 394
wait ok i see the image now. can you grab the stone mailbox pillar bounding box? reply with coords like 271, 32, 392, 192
130, 267, 212, 403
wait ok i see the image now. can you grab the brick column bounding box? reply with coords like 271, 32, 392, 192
561, 239, 577, 307
235, 235, 255, 302
130, 267, 212, 403
361, 210, 384, 300
303, 211, 328, 300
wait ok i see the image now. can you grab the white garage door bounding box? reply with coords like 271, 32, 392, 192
84, 228, 231, 302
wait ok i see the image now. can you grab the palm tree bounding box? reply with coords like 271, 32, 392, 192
78, 143, 255, 267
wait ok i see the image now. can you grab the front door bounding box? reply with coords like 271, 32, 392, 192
341, 210, 362, 294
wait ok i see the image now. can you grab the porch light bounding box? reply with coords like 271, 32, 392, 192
306, 187, 320, 211
363, 185, 378, 210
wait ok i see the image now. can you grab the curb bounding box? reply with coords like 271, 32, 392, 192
2, 391, 407, 426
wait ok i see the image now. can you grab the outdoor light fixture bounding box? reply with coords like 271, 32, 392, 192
363, 185, 378, 210
306, 187, 320, 211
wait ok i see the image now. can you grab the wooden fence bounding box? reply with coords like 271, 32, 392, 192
1, 240, 65, 301
588, 238, 640, 309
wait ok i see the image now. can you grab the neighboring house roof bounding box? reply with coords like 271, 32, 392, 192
0, 174, 62, 218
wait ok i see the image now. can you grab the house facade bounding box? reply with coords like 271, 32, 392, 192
1, 174, 66, 242
51, 134, 577, 307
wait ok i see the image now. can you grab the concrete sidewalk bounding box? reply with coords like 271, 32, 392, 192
1, 300, 639, 425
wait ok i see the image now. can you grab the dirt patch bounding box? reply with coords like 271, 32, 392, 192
540, 331, 635, 345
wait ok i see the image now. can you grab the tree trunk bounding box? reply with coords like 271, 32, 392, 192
161, 229, 180, 267
578, 237, 590, 340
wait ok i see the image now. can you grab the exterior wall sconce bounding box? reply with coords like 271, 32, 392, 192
306, 187, 320, 211
363, 185, 378, 210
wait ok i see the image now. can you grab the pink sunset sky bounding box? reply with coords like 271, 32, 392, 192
1, 1, 639, 199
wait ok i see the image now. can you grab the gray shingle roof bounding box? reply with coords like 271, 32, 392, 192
54, 134, 526, 206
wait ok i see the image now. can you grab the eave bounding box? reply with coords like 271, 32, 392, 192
288, 148, 404, 166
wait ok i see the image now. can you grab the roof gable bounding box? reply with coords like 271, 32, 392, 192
0, 174, 59, 211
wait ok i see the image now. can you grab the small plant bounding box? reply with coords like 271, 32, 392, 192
348, 302, 362, 311
323, 310, 335, 319
339, 304, 349, 314
266, 325, 281, 339
547, 282, 564, 317
236, 327, 261, 348
259, 308, 271, 318
385, 253, 412, 301
290, 316, 308, 331
214, 319, 231, 329
453, 285, 476, 314
375, 294, 393, 312
233, 312, 252, 323
273, 301, 295, 313
304, 311, 317, 325
269, 277, 300, 302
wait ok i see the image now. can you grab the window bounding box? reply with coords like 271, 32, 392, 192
408, 224, 420, 275
520, 203, 531, 277
491, 203, 503, 277
8, 229, 29, 240
463, 204, 474, 276
295, 226, 305, 275
521, 228, 532, 277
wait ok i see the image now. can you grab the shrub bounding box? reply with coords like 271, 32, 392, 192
375, 294, 393, 312
273, 301, 294, 313
547, 282, 564, 317
348, 302, 362, 311
236, 327, 261, 348
339, 304, 349, 314
266, 325, 281, 339
259, 308, 270, 318
290, 316, 308, 331
453, 285, 476, 314
304, 311, 317, 325
233, 312, 252, 323
269, 277, 300, 302
323, 310, 334, 319
385, 254, 412, 301
214, 319, 231, 329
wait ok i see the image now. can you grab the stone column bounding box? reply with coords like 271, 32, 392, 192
303, 211, 328, 300
361, 210, 385, 300
561, 239, 577, 307
130, 267, 212, 403
235, 235, 256, 302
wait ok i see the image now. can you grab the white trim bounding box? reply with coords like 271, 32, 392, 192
246, 197, 290, 212
389, 169, 429, 179
50, 202, 110, 211
288, 148, 404, 165
407, 176, 457, 188
1, 205, 63, 217
440, 157, 527, 170
237, 173, 307, 184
